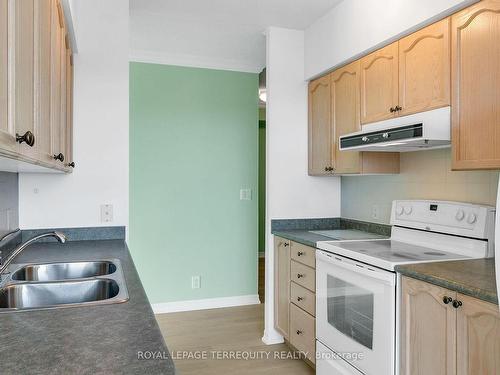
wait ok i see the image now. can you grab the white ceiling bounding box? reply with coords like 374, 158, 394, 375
130, 0, 343, 73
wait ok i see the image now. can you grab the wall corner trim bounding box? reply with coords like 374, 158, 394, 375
151, 294, 260, 314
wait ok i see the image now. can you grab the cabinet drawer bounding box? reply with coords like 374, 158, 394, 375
291, 260, 315, 292
291, 281, 315, 316
290, 241, 316, 268
290, 303, 316, 364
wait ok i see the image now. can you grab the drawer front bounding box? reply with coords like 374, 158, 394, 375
290, 241, 316, 268
291, 260, 315, 292
290, 303, 316, 364
291, 281, 315, 316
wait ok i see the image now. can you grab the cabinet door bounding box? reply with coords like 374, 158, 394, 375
14, 0, 37, 158
65, 46, 73, 169
360, 42, 399, 124
456, 294, 500, 375
0, 0, 14, 152
400, 277, 456, 375
331, 61, 361, 174
399, 18, 450, 116
308, 75, 332, 175
34, 0, 54, 165
274, 236, 290, 339
451, 0, 500, 170
50, 0, 63, 167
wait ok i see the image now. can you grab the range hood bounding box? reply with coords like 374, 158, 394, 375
340, 107, 451, 152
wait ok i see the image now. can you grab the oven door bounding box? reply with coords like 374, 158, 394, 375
316, 250, 396, 375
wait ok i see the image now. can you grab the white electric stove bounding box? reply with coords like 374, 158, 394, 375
315, 200, 495, 375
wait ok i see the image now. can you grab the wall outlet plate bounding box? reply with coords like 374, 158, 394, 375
191, 275, 201, 289
100, 204, 113, 223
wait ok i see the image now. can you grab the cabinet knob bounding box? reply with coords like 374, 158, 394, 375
53, 153, 65, 162
16, 131, 35, 147
66, 162, 75, 168
443, 296, 453, 304
361, 136, 369, 142
297, 297, 303, 302
452, 300, 463, 309
389, 107, 396, 113
297, 273, 304, 279
296, 330, 303, 335
297, 251, 304, 256
283, 242, 289, 247
395, 105, 402, 111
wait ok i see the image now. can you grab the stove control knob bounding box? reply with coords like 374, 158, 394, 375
404, 205, 413, 215
467, 213, 477, 224
455, 209, 465, 221
396, 205, 404, 216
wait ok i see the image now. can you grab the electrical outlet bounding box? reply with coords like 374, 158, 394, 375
191, 276, 201, 289
100, 204, 113, 223
240, 188, 252, 201
372, 205, 379, 220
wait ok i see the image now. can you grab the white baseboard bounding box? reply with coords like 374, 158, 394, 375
152, 294, 260, 314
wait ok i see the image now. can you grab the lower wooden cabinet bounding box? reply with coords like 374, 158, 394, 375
274, 236, 316, 367
274, 236, 290, 339
401, 276, 500, 375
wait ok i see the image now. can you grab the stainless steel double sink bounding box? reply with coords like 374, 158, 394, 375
0, 259, 129, 312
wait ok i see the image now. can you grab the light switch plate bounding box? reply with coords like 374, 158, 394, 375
240, 188, 252, 201
191, 276, 201, 289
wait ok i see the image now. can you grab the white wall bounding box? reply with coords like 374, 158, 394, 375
263, 26, 341, 344
18, 0, 129, 230
304, 0, 478, 79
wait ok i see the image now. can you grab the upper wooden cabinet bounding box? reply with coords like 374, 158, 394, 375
399, 18, 451, 117
308, 75, 332, 175
0, 0, 74, 172
360, 19, 451, 125
331, 61, 361, 173
451, 0, 500, 170
360, 42, 399, 124
0, 0, 14, 153
401, 277, 500, 375
308, 63, 399, 176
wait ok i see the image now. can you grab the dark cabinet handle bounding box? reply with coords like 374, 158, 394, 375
283, 242, 289, 247
16, 131, 35, 147
324, 166, 329, 171
297, 297, 303, 302
297, 251, 304, 256
443, 296, 453, 304
53, 153, 65, 162
66, 162, 75, 168
395, 105, 402, 111
296, 330, 303, 335
452, 300, 463, 309
389, 107, 396, 113
297, 274, 304, 279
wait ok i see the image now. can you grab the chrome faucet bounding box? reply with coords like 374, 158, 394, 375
0, 231, 67, 279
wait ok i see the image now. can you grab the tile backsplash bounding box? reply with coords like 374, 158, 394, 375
0, 172, 19, 238
341, 149, 499, 224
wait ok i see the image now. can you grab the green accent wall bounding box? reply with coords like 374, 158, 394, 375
130, 62, 259, 304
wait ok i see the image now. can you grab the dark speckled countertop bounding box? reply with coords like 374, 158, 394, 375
0, 240, 175, 375
396, 258, 498, 305
271, 230, 334, 247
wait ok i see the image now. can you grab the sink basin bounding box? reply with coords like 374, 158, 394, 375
11, 261, 117, 281
0, 258, 128, 312
0, 279, 122, 310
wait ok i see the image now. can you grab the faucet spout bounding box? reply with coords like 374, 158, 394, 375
0, 231, 67, 278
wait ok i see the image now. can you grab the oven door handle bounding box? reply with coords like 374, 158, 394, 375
317, 251, 395, 285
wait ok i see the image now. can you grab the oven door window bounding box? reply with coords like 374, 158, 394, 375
327, 275, 374, 350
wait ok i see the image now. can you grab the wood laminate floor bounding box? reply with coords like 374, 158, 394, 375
156, 304, 315, 375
